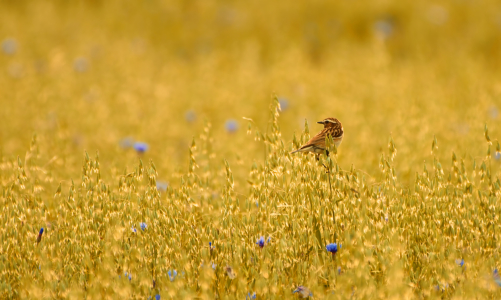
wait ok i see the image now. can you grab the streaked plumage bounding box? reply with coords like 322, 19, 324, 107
291, 117, 343, 157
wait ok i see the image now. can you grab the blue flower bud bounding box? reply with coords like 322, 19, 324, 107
133, 142, 149, 154
225, 119, 238, 133
256, 236, 265, 248
326, 243, 338, 254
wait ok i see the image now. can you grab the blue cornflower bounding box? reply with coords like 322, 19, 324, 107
168, 270, 177, 281
267, 237, 271, 243
156, 181, 168, 192
435, 283, 449, 292
211, 263, 216, 270
326, 243, 338, 255
140, 222, 147, 231
131, 226, 137, 233
119, 137, 134, 149
155, 295, 161, 300
133, 142, 149, 154
278, 97, 289, 112
37, 228, 44, 244
337, 266, 342, 274
224, 119, 238, 133
124, 272, 132, 281
246, 292, 257, 299
293, 286, 312, 298
73, 57, 89, 73
494, 269, 501, 287
456, 259, 464, 267
2, 38, 17, 55
256, 236, 265, 248
209, 242, 215, 251
185, 110, 196, 123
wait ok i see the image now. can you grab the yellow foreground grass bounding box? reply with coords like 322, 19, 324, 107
1, 1, 501, 299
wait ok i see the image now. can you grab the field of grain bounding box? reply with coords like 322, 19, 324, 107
1, 1, 501, 299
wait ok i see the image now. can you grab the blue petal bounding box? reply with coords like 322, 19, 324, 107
278, 97, 289, 111
133, 142, 149, 153
225, 119, 239, 133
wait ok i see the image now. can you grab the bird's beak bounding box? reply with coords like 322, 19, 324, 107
317, 121, 325, 124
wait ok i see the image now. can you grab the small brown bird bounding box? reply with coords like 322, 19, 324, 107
291, 117, 343, 158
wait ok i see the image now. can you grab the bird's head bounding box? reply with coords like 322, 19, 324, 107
317, 117, 341, 128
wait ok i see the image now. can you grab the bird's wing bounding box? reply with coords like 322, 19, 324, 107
330, 124, 344, 138
300, 130, 327, 150
299, 125, 344, 150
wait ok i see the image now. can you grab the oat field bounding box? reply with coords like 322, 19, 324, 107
1, 1, 501, 299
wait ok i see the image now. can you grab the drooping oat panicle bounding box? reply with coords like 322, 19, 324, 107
388, 136, 397, 161
431, 135, 438, 154
54, 182, 61, 198
485, 123, 492, 145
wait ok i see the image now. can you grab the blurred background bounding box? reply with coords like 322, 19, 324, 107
0, 0, 500, 189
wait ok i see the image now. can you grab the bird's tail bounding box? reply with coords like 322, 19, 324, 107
290, 148, 305, 154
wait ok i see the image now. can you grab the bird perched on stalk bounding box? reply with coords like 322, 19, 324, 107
291, 117, 343, 159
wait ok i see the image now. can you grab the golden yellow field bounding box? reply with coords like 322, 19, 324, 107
1, 1, 501, 299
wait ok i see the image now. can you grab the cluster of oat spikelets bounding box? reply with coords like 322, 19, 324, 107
0, 98, 500, 299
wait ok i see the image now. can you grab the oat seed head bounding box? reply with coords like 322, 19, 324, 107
1, 3, 500, 298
